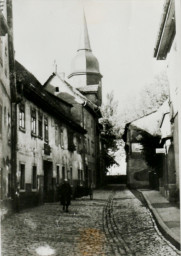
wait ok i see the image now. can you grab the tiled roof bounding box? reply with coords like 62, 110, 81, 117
15, 61, 86, 134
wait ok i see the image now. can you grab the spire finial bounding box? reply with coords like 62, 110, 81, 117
78, 8, 92, 52
53, 60, 57, 74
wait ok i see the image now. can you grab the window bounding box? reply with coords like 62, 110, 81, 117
8, 113, 10, 127
62, 166, 65, 180
20, 164, 25, 190
38, 112, 43, 138
19, 103, 25, 130
44, 117, 48, 142
56, 166, 60, 184
55, 121, 59, 146
77, 135, 82, 154
60, 128, 64, 148
68, 129, 75, 151
31, 108, 36, 135
32, 166, 37, 189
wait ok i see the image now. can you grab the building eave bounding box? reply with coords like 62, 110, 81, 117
154, 0, 175, 60
23, 85, 87, 134
160, 112, 170, 128
15, 61, 86, 134
0, 11, 9, 36
68, 71, 103, 79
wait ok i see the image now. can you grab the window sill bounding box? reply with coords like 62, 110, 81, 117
19, 127, 26, 133
31, 132, 37, 138
19, 189, 25, 192
32, 189, 37, 192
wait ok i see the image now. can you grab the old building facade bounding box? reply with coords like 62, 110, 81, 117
0, 0, 16, 216
154, 0, 180, 201
15, 61, 86, 208
123, 111, 161, 189
43, 72, 103, 190
158, 101, 176, 201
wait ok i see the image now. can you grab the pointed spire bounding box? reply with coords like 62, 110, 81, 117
78, 9, 92, 52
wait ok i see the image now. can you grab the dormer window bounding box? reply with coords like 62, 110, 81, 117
55, 87, 59, 92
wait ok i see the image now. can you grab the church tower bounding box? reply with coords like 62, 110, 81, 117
68, 11, 102, 106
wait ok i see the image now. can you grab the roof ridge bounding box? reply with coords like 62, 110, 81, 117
127, 110, 158, 125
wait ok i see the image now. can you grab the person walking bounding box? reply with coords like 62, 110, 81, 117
59, 179, 72, 212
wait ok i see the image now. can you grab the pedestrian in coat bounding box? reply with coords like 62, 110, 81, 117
59, 179, 72, 212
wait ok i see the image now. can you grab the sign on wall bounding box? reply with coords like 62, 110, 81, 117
156, 148, 165, 154
131, 143, 143, 153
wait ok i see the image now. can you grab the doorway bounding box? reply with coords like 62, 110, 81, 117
43, 161, 53, 202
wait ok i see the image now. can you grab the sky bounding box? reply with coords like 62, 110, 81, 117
13, 0, 166, 112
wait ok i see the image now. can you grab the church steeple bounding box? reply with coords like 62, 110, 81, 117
68, 9, 102, 106
78, 10, 91, 52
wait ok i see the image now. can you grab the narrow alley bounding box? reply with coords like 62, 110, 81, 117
1, 187, 180, 256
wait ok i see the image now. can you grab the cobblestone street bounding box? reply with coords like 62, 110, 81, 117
1, 188, 180, 256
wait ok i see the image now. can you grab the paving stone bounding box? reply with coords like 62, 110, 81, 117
1, 189, 180, 256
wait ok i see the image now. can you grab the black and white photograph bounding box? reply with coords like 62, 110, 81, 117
0, 0, 180, 255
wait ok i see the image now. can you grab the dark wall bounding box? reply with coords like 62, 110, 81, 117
106, 175, 127, 184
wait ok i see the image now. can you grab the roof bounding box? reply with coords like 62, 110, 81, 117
123, 100, 171, 142
129, 111, 161, 136
122, 110, 162, 143
158, 100, 170, 128
44, 72, 102, 118
15, 61, 86, 134
78, 84, 99, 94
154, 0, 175, 59
15, 60, 42, 87
0, 10, 8, 36
78, 10, 91, 52
69, 48, 101, 77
